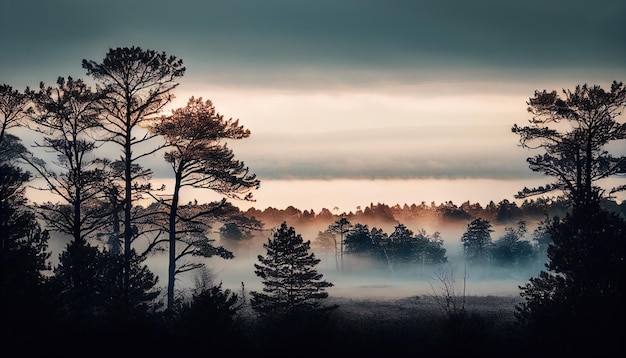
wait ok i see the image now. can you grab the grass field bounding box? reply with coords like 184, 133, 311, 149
230, 294, 530, 356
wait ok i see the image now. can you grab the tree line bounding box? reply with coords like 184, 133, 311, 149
242, 195, 625, 230
307, 215, 542, 277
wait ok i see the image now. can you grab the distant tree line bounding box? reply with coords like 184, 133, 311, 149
309, 215, 542, 276
344, 222, 447, 272
313, 218, 447, 273
243, 195, 625, 230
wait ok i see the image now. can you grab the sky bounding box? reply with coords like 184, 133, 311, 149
2, 0, 625, 212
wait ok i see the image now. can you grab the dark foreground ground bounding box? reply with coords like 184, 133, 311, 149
14, 294, 614, 357
229, 294, 530, 356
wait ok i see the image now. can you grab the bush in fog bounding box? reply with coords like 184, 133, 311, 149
172, 283, 242, 341
53, 241, 160, 319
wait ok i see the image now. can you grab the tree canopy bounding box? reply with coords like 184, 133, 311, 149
512, 81, 626, 209
344, 223, 447, 271
0, 84, 28, 143
149, 96, 259, 309
461, 218, 493, 265
24, 76, 108, 244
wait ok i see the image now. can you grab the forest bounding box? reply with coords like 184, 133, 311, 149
1, 46, 625, 356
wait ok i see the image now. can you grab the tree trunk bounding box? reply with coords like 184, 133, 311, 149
333, 238, 339, 272
340, 232, 344, 273
123, 126, 133, 311
585, 133, 593, 208
167, 172, 182, 309
576, 147, 582, 208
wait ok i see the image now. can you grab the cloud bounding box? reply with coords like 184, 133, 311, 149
225, 126, 537, 180
3, 0, 623, 185
1, 0, 624, 89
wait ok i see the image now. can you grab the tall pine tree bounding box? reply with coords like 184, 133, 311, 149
251, 222, 333, 317
513, 81, 626, 355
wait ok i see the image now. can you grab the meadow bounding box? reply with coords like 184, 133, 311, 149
227, 293, 530, 356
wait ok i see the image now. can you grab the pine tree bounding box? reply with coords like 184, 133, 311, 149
1, 136, 55, 353
513, 81, 626, 354
327, 217, 352, 272
149, 96, 258, 309
516, 205, 626, 354
511, 81, 626, 208
250, 222, 334, 317
82, 47, 185, 308
461, 218, 493, 265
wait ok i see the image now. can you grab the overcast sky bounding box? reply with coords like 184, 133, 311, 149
2, 0, 625, 209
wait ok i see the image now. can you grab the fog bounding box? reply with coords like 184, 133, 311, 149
36, 199, 547, 304
145, 219, 544, 302
167, 252, 537, 302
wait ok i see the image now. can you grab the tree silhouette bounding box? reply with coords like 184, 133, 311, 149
314, 229, 338, 271
143, 199, 238, 309
149, 96, 259, 309
387, 223, 418, 264
495, 199, 522, 223
250, 222, 333, 317
530, 216, 552, 267
24, 77, 108, 245
53, 239, 159, 320
513, 81, 626, 354
414, 228, 447, 267
461, 218, 493, 265
344, 223, 446, 272
0, 134, 53, 351
0, 84, 28, 144
219, 217, 261, 251
344, 223, 376, 257
327, 216, 352, 272
83, 46, 185, 308
516, 205, 626, 354
219, 222, 244, 242
172, 282, 243, 346
512, 81, 626, 208
0, 162, 51, 290
490, 221, 534, 267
